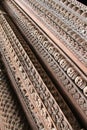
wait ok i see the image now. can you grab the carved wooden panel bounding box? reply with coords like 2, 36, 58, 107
0, 0, 87, 129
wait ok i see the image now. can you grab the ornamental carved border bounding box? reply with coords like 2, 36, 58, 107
24, 0, 87, 66
2, 0, 87, 127
0, 12, 78, 130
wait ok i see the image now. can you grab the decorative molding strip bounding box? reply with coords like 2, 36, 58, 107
0, 11, 80, 130
5, 0, 87, 74
2, 0, 87, 128
22, 0, 87, 66
0, 50, 29, 130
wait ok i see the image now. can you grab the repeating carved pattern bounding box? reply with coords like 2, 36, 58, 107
29, 0, 87, 35
0, 12, 81, 130
23, 0, 87, 66
2, 1, 87, 128
5, 0, 87, 94
0, 54, 30, 130
1, 0, 87, 129
61, 0, 87, 12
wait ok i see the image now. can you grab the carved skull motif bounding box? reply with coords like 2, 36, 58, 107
59, 59, 67, 68
48, 46, 54, 54
43, 41, 48, 48
54, 52, 60, 61
67, 67, 75, 78
75, 76, 84, 89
